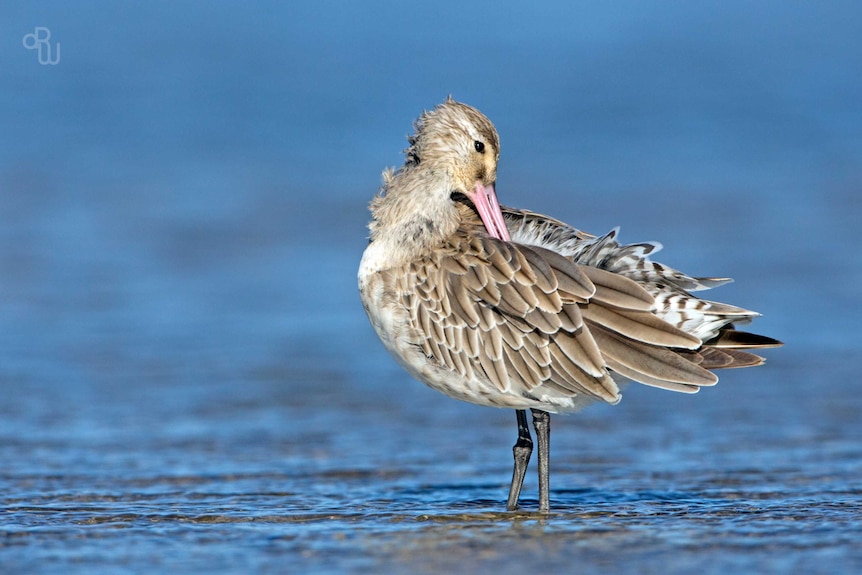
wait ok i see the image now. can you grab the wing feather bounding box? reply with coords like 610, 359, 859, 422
397, 220, 778, 407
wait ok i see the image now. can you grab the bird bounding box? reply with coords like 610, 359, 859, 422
358, 97, 782, 513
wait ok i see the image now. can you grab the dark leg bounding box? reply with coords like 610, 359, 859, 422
531, 409, 551, 513
506, 409, 533, 511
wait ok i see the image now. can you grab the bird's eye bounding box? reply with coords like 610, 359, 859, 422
474, 140, 485, 154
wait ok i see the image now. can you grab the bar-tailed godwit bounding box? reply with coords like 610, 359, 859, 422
358, 98, 782, 512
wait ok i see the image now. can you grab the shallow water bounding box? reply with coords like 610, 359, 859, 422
2, 1, 862, 573
3, 351, 861, 573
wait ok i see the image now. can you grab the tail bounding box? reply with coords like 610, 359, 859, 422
682, 327, 783, 370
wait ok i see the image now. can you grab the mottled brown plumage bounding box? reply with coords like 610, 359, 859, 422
358, 98, 782, 512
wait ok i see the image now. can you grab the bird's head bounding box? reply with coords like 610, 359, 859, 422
403, 97, 510, 240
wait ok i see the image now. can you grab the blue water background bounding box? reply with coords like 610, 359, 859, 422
1, 1, 861, 573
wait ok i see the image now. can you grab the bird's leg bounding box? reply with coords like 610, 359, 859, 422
506, 409, 533, 511
531, 409, 551, 513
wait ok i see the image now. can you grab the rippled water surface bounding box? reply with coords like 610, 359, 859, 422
2, 2, 861, 573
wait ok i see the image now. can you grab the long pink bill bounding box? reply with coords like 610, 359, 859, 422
467, 182, 511, 242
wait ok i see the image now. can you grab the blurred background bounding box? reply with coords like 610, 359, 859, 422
1, 1, 860, 573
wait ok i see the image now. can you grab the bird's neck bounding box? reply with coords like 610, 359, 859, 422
366, 166, 461, 269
